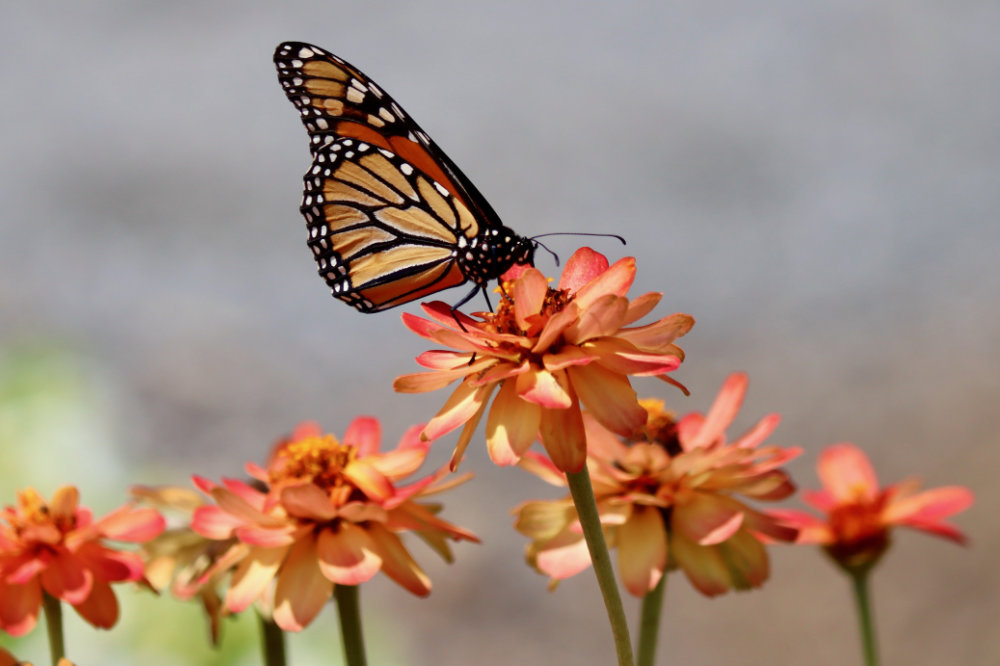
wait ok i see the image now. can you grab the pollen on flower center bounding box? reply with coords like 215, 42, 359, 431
490, 283, 572, 336
270, 433, 356, 490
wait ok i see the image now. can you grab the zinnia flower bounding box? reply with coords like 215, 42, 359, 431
394, 247, 694, 473
132, 485, 235, 644
190, 418, 479, 632
0, 486, 165, 636
774, 443, 974, 573
513, 373, 800, 597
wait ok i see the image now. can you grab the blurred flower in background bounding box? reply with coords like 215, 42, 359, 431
514, 373, 801, 597
774, 442, 974, 573
0, 485, 165, 636
188, 418, 479, 632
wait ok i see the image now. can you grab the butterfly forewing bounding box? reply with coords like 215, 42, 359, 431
274, 42, 531, 312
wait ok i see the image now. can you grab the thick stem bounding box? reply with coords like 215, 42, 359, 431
636, 574, 666, 666
334, 584, 368, 666
851, 570, 879, 666
258, 612, 287, 666
41, 592, 65, 666
566, 467, 635, 666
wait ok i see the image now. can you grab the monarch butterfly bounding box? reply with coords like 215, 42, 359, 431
273, 42, 536, 313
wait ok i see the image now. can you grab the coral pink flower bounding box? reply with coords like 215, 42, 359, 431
775, 443, 974, 572
0, 486, 165, 636
190, 419, 479, 632
394, 247, 694, 473
514, 373, 800, 597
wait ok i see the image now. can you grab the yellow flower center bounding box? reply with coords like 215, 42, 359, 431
270, 433, 356, 492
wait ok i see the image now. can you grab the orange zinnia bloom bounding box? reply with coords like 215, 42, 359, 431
774, 443, 974, 573
394, 247, 694, 473
190, 419, 479, 632
514, 373, 800, 597
0, 486, 165, 636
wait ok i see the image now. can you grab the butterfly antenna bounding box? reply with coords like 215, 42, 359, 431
530, 231, 627, 245
532, 239, 561, 266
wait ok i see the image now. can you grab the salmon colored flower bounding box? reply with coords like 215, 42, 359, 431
132, 485, 236, 645
774, 443, 974, 573
0, 486, 165, 637
514, 373, 800, 597
394, 247, 694, 473
190, 419, 479, 632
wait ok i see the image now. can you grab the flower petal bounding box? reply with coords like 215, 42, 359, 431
226, 545, 288, 612
0, 578, 41, 637
316, 524, 382, 585
673, 492, 746, 545
572, 256, 636, 310
512, 268, 550, 330
94, 507, 166, 543
70, 578, 118, 629
486, 379, 542, 465
885, 486, 974, 543
272, 538, 333, 631
817, 443, 880, 503
532, 529, 593, 581
680, 373, 747, 452
617, 313, 695, 351
568, 363, 646, 436
558, 247, 610, 292
343, 417, 381, 456
539, 400, 587, 473
516, 367, 572, 408
617, 506, 667, 597
41, 551, 91, 605
366, 523, 431, 596
422, 381, 492, 441
565, 294, 629, 343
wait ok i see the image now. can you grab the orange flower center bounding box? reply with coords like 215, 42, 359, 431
630, 399, 682, 456
270, 433, 356, 493
491, 282, 572, 337
8, 489, 74, 535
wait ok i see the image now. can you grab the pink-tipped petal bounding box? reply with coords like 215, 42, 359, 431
533, 530, 593, 581
681, 373, 747, 452
516, 368, 572, 409
343, 417, 382, 455
316, 524, 382, 585
558, 247, 610, 292
674, 493, 746, 545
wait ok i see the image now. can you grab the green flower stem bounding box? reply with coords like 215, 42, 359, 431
566, 467, 635, 666
334, 584, 368, 666
636, 574, 666, 666
851, 570, 879, 666
258, 613, 287, 666
41, 592, 65, 666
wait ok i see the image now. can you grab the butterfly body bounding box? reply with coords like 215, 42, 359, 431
274, 42, 533, 312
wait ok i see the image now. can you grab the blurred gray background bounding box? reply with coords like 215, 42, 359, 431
1, 1, 997, 664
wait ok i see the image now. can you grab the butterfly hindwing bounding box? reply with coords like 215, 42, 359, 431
303, 136, 481, 312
